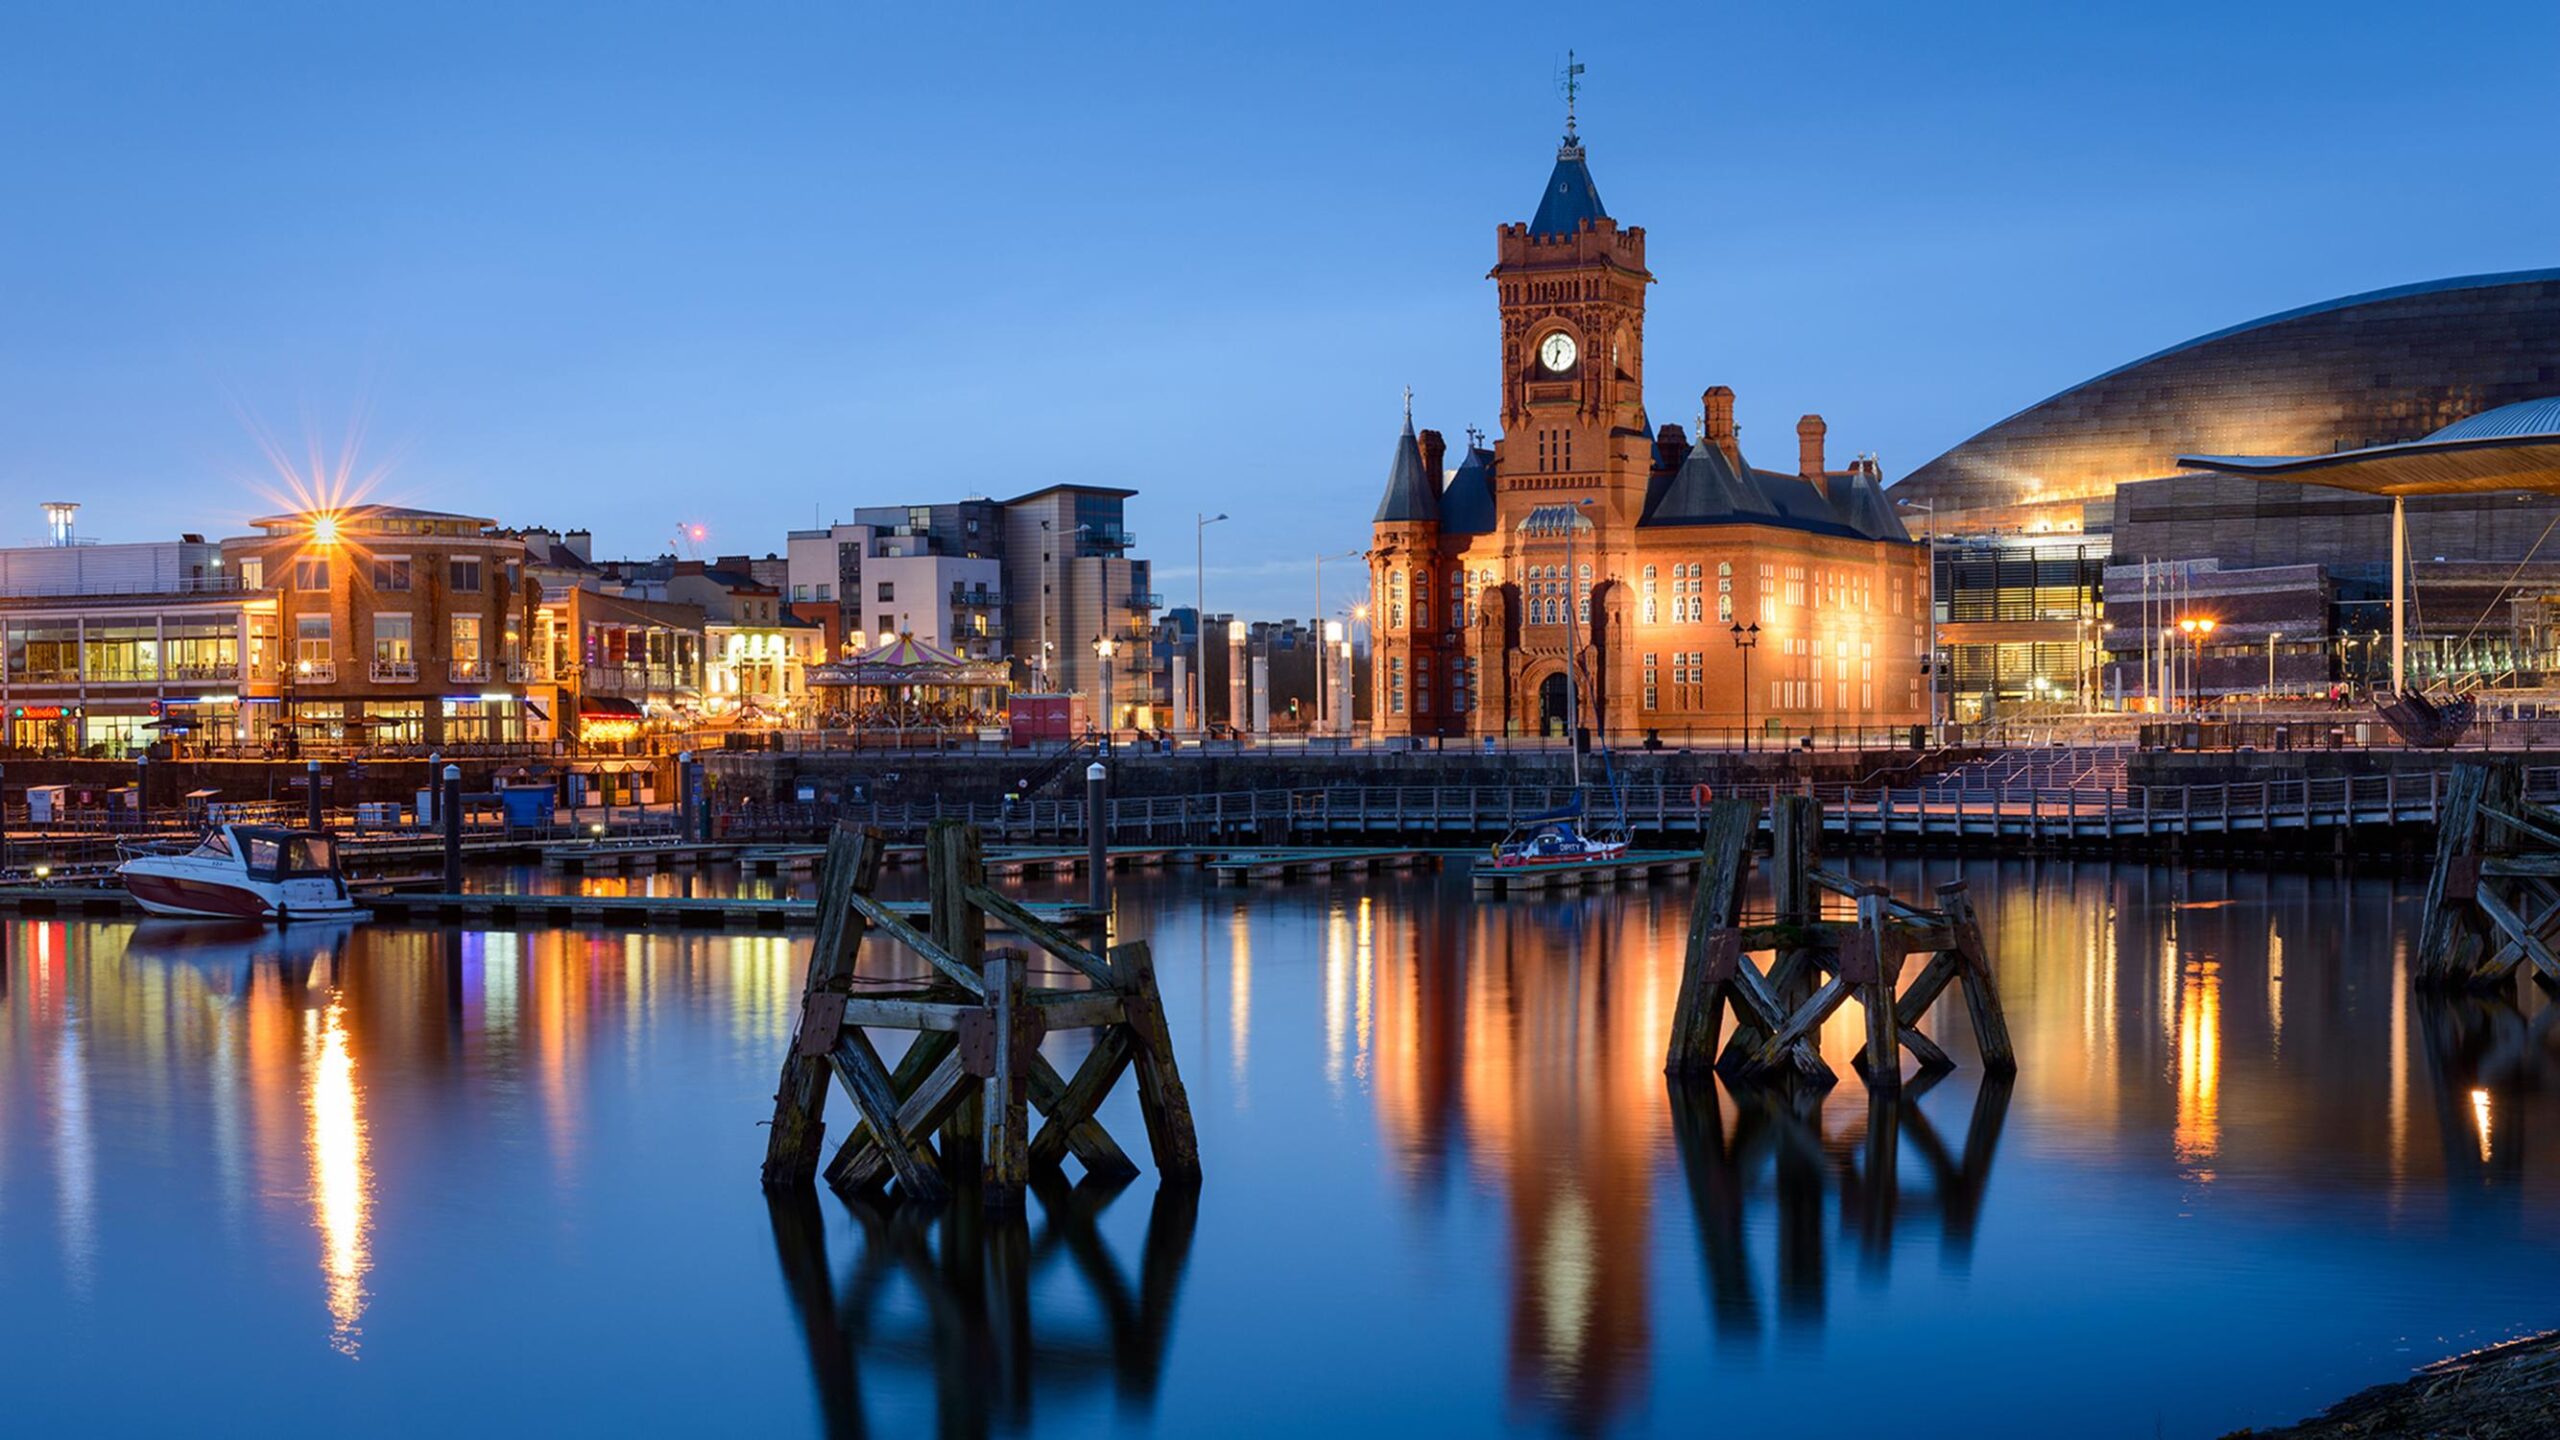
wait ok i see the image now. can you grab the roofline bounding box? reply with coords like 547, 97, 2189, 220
2177, 431, 2560, 476
998, 483, 1139, 506
1908, 267, 2560, 480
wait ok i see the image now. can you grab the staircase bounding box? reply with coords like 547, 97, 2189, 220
1009, 737, 1100, 798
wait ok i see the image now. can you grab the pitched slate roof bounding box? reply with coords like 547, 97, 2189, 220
1372, 406, 1441, 524
1439, 445, 1498, 535
1640, 433, 1913, 542
1529, 142, 1607, 238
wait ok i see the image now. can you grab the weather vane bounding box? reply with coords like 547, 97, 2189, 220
1559, 50, 1586, 141
1403, 385, 1414, 425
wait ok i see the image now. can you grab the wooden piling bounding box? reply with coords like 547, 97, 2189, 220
765, 819, 1199, 1207
1665, 798, 1758, 1076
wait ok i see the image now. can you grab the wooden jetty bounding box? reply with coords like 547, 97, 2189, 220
1665, 795, 2015, 1091
763, 821, 1200, 1210
1470, 850, 1700, 895
2414, 759, 2560, 989
1206, 848, 1437, 884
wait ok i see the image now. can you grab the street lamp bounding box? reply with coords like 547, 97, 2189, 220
1093, 635, 1117, 746
2178, 616, 2216, 713
1195, 512, 1228, 734
1731, 622, 1760, 750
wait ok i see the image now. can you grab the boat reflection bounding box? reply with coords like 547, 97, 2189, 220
768, 1177, 1197, 1438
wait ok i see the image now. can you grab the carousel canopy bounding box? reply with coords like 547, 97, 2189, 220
809, 634, 1009, 688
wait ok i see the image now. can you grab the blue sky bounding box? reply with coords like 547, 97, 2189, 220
4, 0, 2554, 616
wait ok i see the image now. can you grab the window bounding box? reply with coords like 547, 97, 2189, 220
294, 557, 330, 590
453, 615, 482, 663
82, 623, 159, 682
1643, 653, 1658, 710
449, 558, 484, 592
877, 581, 895, 602
373, 614, 413, 661
1388, 657, 1405, 714
295, 614, 332, 668
876, 613, 893, 636
372, 557, 412, 591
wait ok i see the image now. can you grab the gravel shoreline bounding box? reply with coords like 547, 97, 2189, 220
2223, 1332, 2560, 1438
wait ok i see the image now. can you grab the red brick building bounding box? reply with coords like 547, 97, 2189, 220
1369, 123, 1927, 742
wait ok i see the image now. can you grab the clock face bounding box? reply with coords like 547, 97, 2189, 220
1538, 332, 1578, 373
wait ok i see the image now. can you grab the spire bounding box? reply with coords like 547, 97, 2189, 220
1529, 55, 1606, 238
1373, 394, 1441, 525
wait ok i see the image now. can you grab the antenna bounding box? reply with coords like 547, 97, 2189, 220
1558, 50, 1586, 141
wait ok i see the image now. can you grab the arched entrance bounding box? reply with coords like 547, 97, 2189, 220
1537, 671, 1571, 736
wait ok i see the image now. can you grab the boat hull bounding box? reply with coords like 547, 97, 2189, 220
118, 865, 368, 922
1490, 844, 1630, 869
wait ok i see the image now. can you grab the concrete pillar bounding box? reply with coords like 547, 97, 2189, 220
1171, 652, 1191, 734
1250, 652, 1270, 736
1227, 621, 1248, 736
1334, 640, 1355, 737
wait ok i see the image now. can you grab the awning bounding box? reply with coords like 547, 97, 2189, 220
580, 697, 645, 719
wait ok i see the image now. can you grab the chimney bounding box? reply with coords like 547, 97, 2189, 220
563, 528, 593, 561
1797, 414, 1828, 480
1417, 428, 1448, 486
1701, 387, 1737, 451
1654, 422, 1692, 474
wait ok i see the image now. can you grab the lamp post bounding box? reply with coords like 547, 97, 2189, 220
1313, 549, 1363, 739
2266, 630, 2282, 708
1731, 622, 1760, 750
1898, 498, 1940, 734
2178, 616, 2216, 714
1195, 512, 1228, 734
1093, 635, 1116, 749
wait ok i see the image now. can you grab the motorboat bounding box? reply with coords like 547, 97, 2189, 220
1489, 800, 1630, 868
114, 824, 369, 922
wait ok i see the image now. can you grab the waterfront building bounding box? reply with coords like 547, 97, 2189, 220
540, 587, 706, 747
660, 559, 823, 720
220, 506, 544, 748
1933, 535, 2105, 723
1896, 269, 2560, 538
999, 485, 1158, 729
1368, 121, 1925, 742
0, 521, 271, 755
785, 515, 1005, 665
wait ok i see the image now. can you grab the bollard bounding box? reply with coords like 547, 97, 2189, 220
1086, 760, 1111, 916
305, 758, 324, 833
441, 764, 464, 893
135, 755, 150, 831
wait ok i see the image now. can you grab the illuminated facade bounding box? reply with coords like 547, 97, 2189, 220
219, 506, 543, 748
1369, 127, 1926, 741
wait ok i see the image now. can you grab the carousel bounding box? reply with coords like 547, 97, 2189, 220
806, 634, 1010, 744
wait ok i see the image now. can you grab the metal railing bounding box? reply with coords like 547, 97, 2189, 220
369, 659, 419, 683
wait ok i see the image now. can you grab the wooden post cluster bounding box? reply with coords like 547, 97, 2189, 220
2415, 760, 2560, 991
1664, 796, 2016, 1090
762, 820, 1200, 1208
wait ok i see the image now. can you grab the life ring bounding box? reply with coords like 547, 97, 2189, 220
1689, 782, 1714, 808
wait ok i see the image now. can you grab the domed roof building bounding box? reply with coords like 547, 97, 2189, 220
1896, 269, 2560, 533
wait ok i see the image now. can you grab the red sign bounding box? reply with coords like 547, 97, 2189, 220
11, 705, 74, 720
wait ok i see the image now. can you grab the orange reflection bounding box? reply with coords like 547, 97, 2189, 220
2172, 956, 2221, 1176
308, 998, 372, 1357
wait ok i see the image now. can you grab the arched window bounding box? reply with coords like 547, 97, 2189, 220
1642, 564, 1657, 580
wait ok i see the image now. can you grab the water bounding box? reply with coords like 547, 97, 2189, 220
4, 859, 2557, 1437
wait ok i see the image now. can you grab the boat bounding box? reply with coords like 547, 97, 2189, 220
1489, 800, 1630, 868
114, 824, 370, 922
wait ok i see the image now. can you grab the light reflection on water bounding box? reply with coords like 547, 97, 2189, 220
2, 860, 2560, 1435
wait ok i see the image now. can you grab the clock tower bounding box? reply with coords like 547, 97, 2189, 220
1489, 120, 1652, 528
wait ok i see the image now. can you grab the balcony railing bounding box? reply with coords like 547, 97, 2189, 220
292, 660, 337, 684
949, 589, 1002, 609
450, 658, 492, 684
167, 662, 242, 682
507, 658, 551, 683
1122, 592, 1163, 612
370, 659, 419, 683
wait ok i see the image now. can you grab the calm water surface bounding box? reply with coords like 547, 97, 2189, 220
4, 859, 2557, 1437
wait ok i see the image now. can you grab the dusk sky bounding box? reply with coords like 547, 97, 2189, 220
6, 0, 2555, 615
